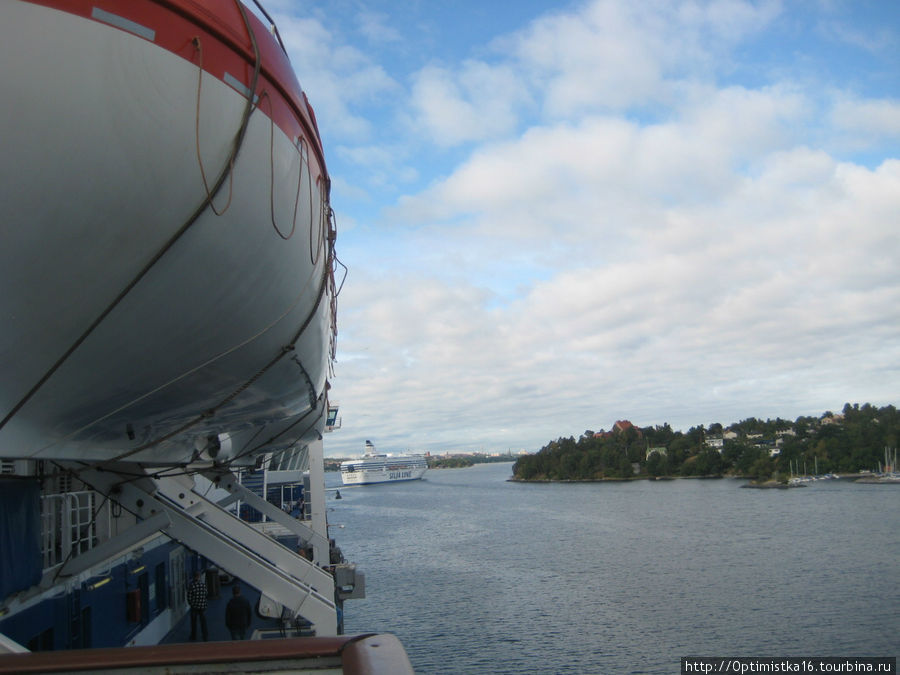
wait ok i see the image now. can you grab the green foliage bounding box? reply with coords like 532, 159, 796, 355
511, 403, 898, 481
428, 456, 474, 469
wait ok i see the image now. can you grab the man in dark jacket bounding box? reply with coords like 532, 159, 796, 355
225, 584, 252, 640
187, 571, 208, 641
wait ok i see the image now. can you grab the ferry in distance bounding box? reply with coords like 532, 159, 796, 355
340, 441, 428, 485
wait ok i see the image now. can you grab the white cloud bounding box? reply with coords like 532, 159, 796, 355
334, 144, 419, 190
830, 96, 900, 147
512, 1, 669, 114
333, 144, 900, 453
355, 10, 402, 45
276, 14, 399, 139
403, 0, 782, 146
500, 0, 781, 117
410, 63, 528, 146
816, 11, 899, 55
395, 82, 808, 246
300, 0, 900, 454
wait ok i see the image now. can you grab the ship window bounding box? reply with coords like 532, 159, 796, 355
40, 490, 105, 571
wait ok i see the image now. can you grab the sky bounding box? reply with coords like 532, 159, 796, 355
262, 0, 900, 456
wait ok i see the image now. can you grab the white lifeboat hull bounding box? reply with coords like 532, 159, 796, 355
0, 1, 336, 465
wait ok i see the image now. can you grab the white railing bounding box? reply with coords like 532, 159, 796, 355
40, 491, 108, 571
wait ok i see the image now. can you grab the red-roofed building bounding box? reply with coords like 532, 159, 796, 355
594, 420, 643, 439
614, 420, 636, 434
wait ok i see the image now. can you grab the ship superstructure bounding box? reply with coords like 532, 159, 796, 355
0, 2, 403, 668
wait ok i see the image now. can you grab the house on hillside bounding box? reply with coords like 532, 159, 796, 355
593, 420, 644, 440
613, 420, 641, 436
774, 429, 797, 450
705, 436, 724, 451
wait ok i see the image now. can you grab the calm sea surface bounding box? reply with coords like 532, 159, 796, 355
326, 463, 899, 674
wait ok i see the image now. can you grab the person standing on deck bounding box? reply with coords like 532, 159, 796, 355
225, 584, 252, 640
187, 571, 209, 641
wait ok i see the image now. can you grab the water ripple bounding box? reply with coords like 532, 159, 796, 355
332, 466, 900, 673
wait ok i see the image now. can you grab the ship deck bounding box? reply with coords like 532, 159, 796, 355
1, 578, 412, 673
159, 580, 270, 644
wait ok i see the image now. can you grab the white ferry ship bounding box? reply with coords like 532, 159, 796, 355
341, 442, 428, 485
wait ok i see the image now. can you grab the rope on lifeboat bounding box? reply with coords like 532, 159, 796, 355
33, 204, 341, 470
230, 398, 323, 466
261, 89, 302, 241
0, 0, 262, 435
90, 232, 337, 467
310, 166, 326, 266
328, 205, 347, 372
248, 82, 327, 277
258, 87, 317, 245
192, 36, 236, 216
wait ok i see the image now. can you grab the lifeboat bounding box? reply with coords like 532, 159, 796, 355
0, 0, 339, 466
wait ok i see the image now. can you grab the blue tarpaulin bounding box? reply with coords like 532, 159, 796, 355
0, 479, 42, 600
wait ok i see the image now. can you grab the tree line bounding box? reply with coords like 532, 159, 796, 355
427, 456, 474, 469
325, 451, 515, 472
511, 403, 899, 481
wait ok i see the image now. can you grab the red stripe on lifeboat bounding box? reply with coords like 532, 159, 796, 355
23, 0, 326, 171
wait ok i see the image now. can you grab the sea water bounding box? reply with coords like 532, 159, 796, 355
328, 463, 899, 674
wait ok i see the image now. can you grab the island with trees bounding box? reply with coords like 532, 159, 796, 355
325, 451, 518, 472
427, 453, 521, 469
511, 403, 898, 482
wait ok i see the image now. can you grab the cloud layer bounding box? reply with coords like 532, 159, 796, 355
273, 0, 900, 455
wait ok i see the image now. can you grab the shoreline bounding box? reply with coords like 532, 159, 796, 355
507, 474, 738, 483
507, 473, 870, 485
741, 479, 805, 489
